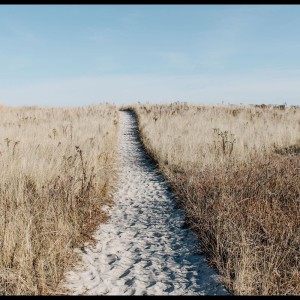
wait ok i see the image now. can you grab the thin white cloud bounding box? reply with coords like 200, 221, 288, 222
87, 27, 118, 43
120, 11, 145, 26
0, 17, 39, 44
193, 8, 258, 70
157, 51, 195, 71
0, 73, 299, 107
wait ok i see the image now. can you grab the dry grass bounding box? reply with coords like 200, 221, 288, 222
128, 103, 300, 295
0, 104, 118, 295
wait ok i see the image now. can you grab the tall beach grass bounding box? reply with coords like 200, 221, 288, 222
0, 104, 118, 295
130, 103, 300, 295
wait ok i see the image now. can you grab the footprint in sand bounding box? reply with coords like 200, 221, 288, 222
63, 111, 229, 296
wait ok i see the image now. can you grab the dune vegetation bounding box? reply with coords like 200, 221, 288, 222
129, 103, 300, 295
0, 104, 118, 295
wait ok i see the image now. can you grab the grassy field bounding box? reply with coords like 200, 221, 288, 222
130, 103, 300, 295
0, 104, 118, 295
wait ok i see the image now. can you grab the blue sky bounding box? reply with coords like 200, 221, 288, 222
0, 4, 300, 106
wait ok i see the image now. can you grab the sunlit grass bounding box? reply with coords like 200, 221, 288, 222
129, 103, 300, 295
0, 104, 118, 295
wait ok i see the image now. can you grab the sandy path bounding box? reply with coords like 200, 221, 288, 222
64, 111, 229, 295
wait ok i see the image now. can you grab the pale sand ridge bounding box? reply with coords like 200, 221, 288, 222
64, 111, 229, 295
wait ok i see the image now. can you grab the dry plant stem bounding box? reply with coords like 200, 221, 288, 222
127, 103, 300, 295
0, 104, 119, 295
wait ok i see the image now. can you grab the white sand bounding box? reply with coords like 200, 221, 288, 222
64, 111, 229, 295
